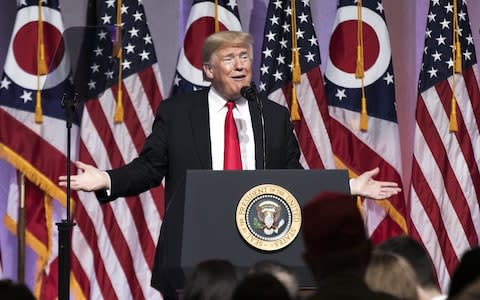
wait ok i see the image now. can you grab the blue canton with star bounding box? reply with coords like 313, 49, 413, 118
17, 0, 59, 8
77, 0, 158, 100
418, 0, 477, 93
259, 0, 320, 96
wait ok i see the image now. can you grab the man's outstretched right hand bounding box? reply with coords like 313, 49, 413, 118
59, 161, 110, 192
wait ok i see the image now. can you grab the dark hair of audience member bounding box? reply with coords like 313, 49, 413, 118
365, 250, 419, 300
249, 260, 299, 299
448, 247, 480, 298
182, 259, 239, 300
452, 277, 480, 300
232, 272, 291, 300
0, 279, 36, 300
301, 192, 372, 280
377, 235, 437, 289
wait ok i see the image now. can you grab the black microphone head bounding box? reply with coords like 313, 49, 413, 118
240, 85, 250, 98
240, 85, 255, 101
250, 81, 258, 93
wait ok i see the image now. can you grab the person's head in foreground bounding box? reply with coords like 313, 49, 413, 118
448, 247, 480, 299
232, 272, 291, 300
0, 279, 36, 300
182, 259, 239, 300
377, 235, 443, 300
301, 192, 372, 280
365, 250, 419, 300
249, 260, 299, 299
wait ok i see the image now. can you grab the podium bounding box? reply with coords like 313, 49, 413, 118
153, 169, 349, 297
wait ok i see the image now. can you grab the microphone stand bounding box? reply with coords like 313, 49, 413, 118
241, 83, 267, 169
252, 83, 266, 170
57, 92, 77, 300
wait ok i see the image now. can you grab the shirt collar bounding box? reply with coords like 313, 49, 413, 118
209, 87, 248, 113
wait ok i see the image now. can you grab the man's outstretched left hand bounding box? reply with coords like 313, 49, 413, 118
349, 167, 401, 200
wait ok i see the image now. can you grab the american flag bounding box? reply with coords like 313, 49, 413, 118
171, 0, 242, 95
71, 0, 165, 299
324, 0, 407, 243
259, 0, 335, 170
0, 1, 74, 298
410, 0, 480, 291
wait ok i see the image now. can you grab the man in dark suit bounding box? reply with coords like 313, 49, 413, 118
60, 31, 400, 298
60, 30, 400, 200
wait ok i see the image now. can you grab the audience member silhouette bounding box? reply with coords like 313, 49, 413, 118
249, 260, 299, 299
232, 272, 291, 300
451, 278, 480, 300
0, 279, 36, 300
365, 250, 419, 300
182, 259, 239, 300
301, 192, 399, 300
377, 235, 445, 300
448, 247, 480, 299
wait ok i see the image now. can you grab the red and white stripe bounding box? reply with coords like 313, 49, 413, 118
72, 65, 165, 300
410, 65, 480, 291
328, 107, 407, 243
0, 94, 79, 300
268, 68, 335, 169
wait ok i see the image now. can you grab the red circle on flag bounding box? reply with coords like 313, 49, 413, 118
329, 20, 379, 73
13, 21, 64, 76
184, 17, 227, 69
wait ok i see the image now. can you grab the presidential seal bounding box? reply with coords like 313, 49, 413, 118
236, 184, 301, 251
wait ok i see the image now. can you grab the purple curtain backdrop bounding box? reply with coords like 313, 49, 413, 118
0, 0, 480, 288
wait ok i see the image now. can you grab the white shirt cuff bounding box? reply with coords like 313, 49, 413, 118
104, 171, 112, 196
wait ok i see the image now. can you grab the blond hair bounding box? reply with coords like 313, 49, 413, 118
365, 250, 419, 300
201, 31, 253, 64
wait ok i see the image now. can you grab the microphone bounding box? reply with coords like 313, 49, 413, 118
241, 82, 266, 169
240, 82, 262, 109
240, 85, 256, 102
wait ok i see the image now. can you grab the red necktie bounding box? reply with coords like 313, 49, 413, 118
224, 101, 242, 170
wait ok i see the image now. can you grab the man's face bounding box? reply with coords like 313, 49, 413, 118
203, 46, 252, 100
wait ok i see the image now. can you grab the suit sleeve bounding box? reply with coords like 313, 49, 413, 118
284, 109, 303, 169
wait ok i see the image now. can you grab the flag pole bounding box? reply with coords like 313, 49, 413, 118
290, 0, 301, 121
449, 0, 460, 132
356, 0, 368, 131
113, 0, 124, 123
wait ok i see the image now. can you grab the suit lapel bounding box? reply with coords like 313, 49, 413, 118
249, 101, 264, 169
189, 90, 212, 169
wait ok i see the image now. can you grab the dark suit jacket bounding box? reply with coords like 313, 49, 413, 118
97, 88, 302, 299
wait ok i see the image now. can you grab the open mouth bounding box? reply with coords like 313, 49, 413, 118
231, 74, 246, 80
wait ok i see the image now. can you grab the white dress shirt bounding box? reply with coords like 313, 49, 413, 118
208, 87, 255, 170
